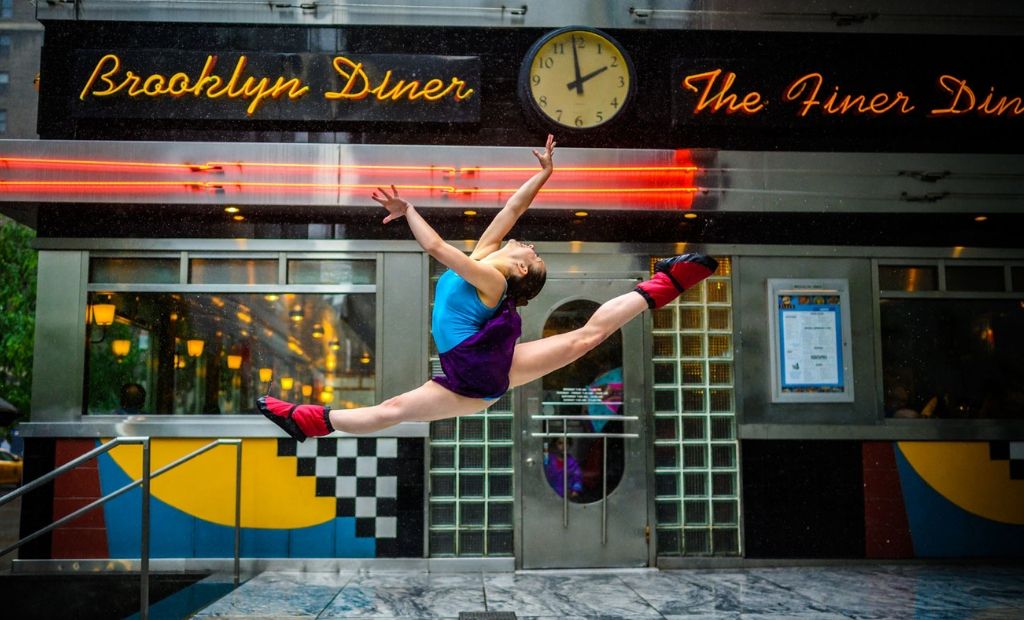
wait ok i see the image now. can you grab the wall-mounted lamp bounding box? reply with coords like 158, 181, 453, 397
186, 339, 205, 357
289, 305, 304, 322
319, 389, 334, 404
259, 367, 273, 383
111, 339, 131, 357
329, 339, 341, 351
301, 384, 313, 397
312, 323, 324, 339
226, 354, 243, 370
92, 303, 116, 326
280, 376, 294, 391
360, 350, 371, 365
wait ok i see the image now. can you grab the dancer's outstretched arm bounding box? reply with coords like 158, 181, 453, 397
373, 185, 505, 303
470, 134, 556, 260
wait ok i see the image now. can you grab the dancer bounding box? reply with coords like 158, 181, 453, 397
259, 135, 718, 439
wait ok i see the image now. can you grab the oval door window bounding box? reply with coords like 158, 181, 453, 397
541, 300, 625, 503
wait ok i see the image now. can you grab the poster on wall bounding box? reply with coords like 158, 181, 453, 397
767, 279, 854, 403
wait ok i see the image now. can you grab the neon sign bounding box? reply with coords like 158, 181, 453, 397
73, 51, 480, 122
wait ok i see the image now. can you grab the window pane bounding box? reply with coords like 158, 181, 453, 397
85, 291, 376, 414
90, 258, 179, 284
881, 299, 1024, 420
878, 266, 938, 292
190, 259, 277, 284
288, 260, 375, 285
945, 266, 1005, 292
1013, 267, 1024, 292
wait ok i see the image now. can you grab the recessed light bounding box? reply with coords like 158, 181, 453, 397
224, 206, 240, 214
683, 212, 698, 219
974, 215, 988, 222
463, 210, 477, 216
574, 211, 589, 217
232, 215, 245, 221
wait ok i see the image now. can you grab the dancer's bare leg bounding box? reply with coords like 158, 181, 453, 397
508, 291, 648, 388
327, 380, 490, 434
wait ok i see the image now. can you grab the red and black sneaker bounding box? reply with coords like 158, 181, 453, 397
635, 253, 719, 309
257, 396, 333, 443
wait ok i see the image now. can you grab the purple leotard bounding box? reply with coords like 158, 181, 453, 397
432, 297, 522, 400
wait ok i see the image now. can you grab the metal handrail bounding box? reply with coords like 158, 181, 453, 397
0, 437, 243, 620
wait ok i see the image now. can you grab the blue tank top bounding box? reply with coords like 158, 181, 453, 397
432, 269, 504, 354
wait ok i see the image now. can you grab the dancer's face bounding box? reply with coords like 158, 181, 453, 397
505, 239, 544, 270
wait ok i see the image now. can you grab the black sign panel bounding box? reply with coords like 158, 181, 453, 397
72, 50, 480, 123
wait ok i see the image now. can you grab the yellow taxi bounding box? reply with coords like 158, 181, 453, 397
0, 449, 23, 486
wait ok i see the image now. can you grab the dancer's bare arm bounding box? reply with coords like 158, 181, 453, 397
469, 134, 556, 260
373, 185, 506, 301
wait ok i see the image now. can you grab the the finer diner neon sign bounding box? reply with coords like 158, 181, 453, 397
78, 53, 476, 116
681, 69, 1024, 118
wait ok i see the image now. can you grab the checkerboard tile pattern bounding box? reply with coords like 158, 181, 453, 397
277, 437, 424, 557
990, 441, 1024, 480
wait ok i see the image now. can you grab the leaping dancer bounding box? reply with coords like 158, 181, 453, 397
259, 135, 718, 439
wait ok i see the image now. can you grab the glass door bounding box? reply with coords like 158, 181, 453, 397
518, 279, 650, 569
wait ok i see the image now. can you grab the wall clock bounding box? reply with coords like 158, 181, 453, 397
519, 26, 636, 131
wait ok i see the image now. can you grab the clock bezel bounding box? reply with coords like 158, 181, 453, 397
517, 25, 637, 132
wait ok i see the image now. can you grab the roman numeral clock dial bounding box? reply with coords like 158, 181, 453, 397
519, 27, 636, 131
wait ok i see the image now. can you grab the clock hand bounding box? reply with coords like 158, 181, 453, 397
570, 35, 583, 95
567, 65, 609, 92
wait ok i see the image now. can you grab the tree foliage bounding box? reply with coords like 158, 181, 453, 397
0, 215, 37, 423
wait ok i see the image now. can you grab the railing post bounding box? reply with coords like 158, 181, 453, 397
140, 438, 151, 620
233, 440, 242, 587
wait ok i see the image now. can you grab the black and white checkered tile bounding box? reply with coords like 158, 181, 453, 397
989, 441, 1024, 480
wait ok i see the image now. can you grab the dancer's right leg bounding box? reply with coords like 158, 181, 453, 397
260, 380, 489, 440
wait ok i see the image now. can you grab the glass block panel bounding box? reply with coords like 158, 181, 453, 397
657, 529, 680, 555
488, 473, 513, 498
709, 363, 732, 385
707, 280, 730, 303
459, 446, 485, 470
429, 531, 455, 556
707, 308, 731, 330
488, 418, 513, 441
431, 474, 456, 498
459, 530, 485, 556
288, 259, 375, 285
680, 307, 704, 330
656, 501, 680, 525
713, 500, 738, 525
655, 473, 679, 497
683, 472, 707, 496
679, 284, 703, 303
487, 530, 514, 555
654, 362, 676, 384
680, 334, 704, 357
459, 474, 485, 498
653, 308, 675, 329
681, 362, 704, 384
459, 418, 485, 441
714, 257, 732, 276
946, 266, 1005, 292
460, 502, 485, 527
653, 334, 676, 357
655, 416, 678, 440
684, 529, 710, 554
713, 528, 739, 554
90, 258, 179, 284
682, 389, 705, 413
655, 389, 678, 413
431, 446, 455, 469
710, 417, 735, 440
711, 444, 736, 469
712, 442, 737, 467
488, 502, 513, 527
879, 265, 939, 292
489, 392, 513, 412
707, 334, 732, 358
655, 445, 678, 469
709, 389, 733, 413
431, 419, 456, 441
682, 417, 706, 440
684, 500, 708, 525
430, 502, 455, 526
683, 444, 707, 469
190, 259, 277, 284
712, 472, 736, 497
488, 446, 512, 470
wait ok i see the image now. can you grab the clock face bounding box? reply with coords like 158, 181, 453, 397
521, 27, 635, 130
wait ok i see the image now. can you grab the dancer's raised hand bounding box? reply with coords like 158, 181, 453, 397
532, 134, 556, 172
372, 185, 412, 224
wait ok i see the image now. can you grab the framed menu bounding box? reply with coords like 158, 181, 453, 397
767, 279, 854, 403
